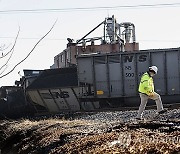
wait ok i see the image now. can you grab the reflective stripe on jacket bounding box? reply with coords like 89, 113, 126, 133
138, 72, 154, 95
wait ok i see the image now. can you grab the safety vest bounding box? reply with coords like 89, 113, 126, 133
138, 72, 154, 95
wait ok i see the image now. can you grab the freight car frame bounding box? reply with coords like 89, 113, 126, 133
77, 47, 180, 108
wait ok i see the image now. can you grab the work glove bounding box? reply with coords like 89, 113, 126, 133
148, 92, 154, 98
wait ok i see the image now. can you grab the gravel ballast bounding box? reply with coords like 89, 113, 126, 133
0, 109, 179, 154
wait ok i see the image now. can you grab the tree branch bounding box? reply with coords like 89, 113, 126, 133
0, 20, 57, 79
0, 44, 11, 52
0, 27, 20, 73
0, 27, 20, 59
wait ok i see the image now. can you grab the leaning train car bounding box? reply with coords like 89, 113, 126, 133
77, 47, 180, 108
25, 67, 84, 114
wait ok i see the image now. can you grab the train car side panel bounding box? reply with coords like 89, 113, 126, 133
151, 51, 166, 95
94, 56, 109, 98
166, 50, 180, 95
108, 55, 123, 97
122, 54, 137, 96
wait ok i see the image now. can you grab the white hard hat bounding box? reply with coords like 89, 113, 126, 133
149, 66, 158, 74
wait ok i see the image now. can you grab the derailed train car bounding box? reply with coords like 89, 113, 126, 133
25, 67, 101, 114
77, 48, 180, 108
25, 68, 81, 114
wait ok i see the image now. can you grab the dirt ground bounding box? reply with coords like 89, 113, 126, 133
0, 110, 180, 154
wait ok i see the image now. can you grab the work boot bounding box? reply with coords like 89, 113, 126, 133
158, 109, 167, 114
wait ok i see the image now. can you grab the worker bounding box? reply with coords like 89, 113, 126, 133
136, 66, 167, 120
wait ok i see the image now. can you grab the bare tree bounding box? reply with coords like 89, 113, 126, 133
0, 20, 57, 79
